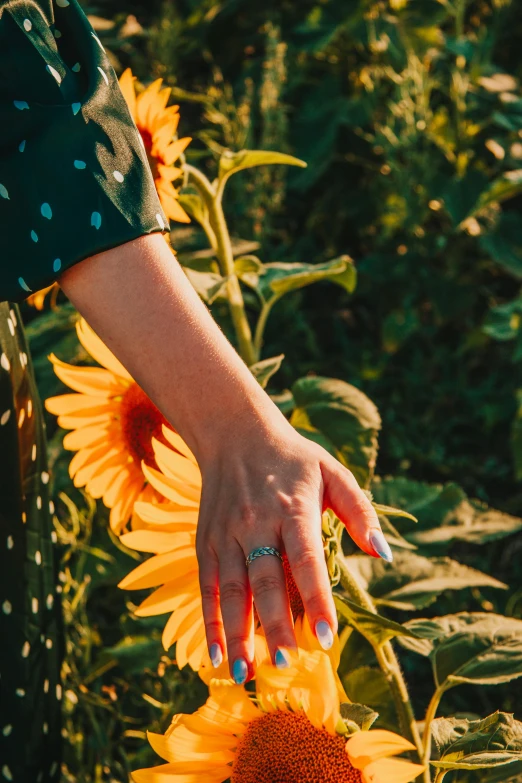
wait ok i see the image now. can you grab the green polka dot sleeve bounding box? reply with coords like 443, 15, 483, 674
0, 0, 170, 303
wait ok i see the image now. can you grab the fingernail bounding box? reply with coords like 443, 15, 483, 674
370, 530, 394, 563
275, 648, 290, 669
315, 619, 334, 651
232, 657, 248, 685
209, 643, 222, 669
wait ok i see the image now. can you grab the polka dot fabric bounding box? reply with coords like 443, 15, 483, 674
0, 0, 170, 303
0, 303, 62, 782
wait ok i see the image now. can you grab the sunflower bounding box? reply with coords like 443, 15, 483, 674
45, 318, 172, 534
118, 68, 191, 224
132, 649, 425, 783
119, 428, 347, 680
27, 282, 60, 310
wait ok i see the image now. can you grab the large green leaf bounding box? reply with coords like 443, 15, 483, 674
291, 376, 381, 487
480, 213, 522, 279
340, 702, 379, 733
183, 268, 229, 304
243, 257, 357, 305
249, 354, 284, 389
342, 666, 396, 731
400, 613, 522, 688
346, 552, 506, 611
218, 149, 306, 185
334, 593, 420, 647
431, 712, 522, 771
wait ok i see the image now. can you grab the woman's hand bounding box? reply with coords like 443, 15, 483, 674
59, 233, 392, 682
195, 417, 390, 682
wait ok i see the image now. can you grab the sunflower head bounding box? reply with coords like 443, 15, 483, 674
133, 649, 424, 783
119, 68, 191, 224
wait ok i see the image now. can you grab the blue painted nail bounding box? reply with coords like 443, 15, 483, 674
315, 620, 334, 651
370, 530, 394, 563
275, 648, 290, 669
209, 643, 222, 668
232, 657, 248, 685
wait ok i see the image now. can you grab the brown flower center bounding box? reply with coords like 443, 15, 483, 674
120, 382, 169, 468
232, 711, 361, 783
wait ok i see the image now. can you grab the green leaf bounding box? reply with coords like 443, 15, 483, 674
431, 712, 522, 771
183, 268, 229, 304
291, 376, 381, 487
342, 667, 396, 731
245, 257, 357, 304
483, 297, 522, 342
177, 192, 209, 226
102, 635, 162, 675
372, 503, 417, 523
400, 613, 522, 688
249, 355, 284, 389
334, 593, 420, 648
346, 552, 506, 612
480, 213, 522, 280
475, 170, 522, 212
219, 149, 306, 185
512, 391, 522, 480
340, 702, 379, 733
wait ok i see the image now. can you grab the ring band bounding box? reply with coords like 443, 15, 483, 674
245, 546, 283, 568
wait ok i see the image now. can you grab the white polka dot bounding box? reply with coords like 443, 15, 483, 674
18, 352, 25, 369
72, 102, 81, 115
13, 100, 29, 110
41, 471, 50, 485
31, 444, 37, 461
19, 139, 26, 152
72, 62, 81, 72
46, 64, 62, 84
0, 410, 10, 426
74, 160, 86, 169
43, 722, 48, 734
35, 550, 42, 565
46, 638, 53, 649
44, 679, 49, 693
6, 536, 13, 550
97, 66, 109, 86
49, 501, 55, 515
18, 277, 32, 292
56, 585, 62, 594
2, 765, 13, 781
9, 309, 16, 327
91, 211, 102, 229
50, 530, 57, 544
18, 408, 25, 428
2, 601, 12, 615
58, 571, 66, 583
41, 202, 52, 219
0, 184, 9, 200
56, 684, 62, 700
113, 170, 124, 183
53, 28, 61, 38
91, 32, 106, 52
31, 230, 38, 242
1, 354, 10, 371
156, 213, 164, 230
50, 762, 58, 776
27, 398, 32, 416
15, 689, 25, 698
53, 258, 62, 273
32, 597, 38, 614
2, 725, 12, 737
36, 496, 42, 510
21, 641, 30, 658
23, 18, 32, 31
56, 0, 70, 6
7, 318, 14, 336
46, 594, 54, 609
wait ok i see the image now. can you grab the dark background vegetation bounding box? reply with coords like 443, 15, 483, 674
27, 0, 522, 779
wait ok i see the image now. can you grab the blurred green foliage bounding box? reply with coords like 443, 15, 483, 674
23, 0, 522, 779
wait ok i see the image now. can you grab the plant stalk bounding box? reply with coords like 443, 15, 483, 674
421, 684, 448, 783
337, 558, 424, 766
186, 164, 256, 366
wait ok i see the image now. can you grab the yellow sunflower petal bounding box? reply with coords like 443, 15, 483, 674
103, 466, 134, 507
118, 545, 196, 590
294, 614, 348, 703
118, 67, 137, 121
88, 462, 129, 500
162, 594, 201, 651
136, 78, 164, 129
132, 765, 228, 783
45, 393, 112, 416
132, 501, 198, 531
109, 478, 145, 534
135, 576, 199, 617
361, 757, 426, 783
148, 726, 234, 763
76, 318, 133, 381
142, 463, 199, 507
163, 137, 192, 166
49, 354, 126, 397
347, 730, 417, 768
120, 529, 194, 554
185, 625, 208, 671
152, 439, 201, 489
62, 424, 112, 451
156, 183, 191, 223
162, 426, 198, 465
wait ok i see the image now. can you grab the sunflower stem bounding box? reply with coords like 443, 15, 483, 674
186, 165, 256, 366
337, 557, 424, 769
421, 685, 447, 783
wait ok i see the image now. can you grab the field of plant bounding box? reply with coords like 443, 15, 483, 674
22, 0, 522, 781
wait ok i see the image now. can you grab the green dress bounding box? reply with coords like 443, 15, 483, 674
0, 0, 168, 779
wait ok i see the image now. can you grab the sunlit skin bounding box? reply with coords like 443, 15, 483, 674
59, 232, 385, 677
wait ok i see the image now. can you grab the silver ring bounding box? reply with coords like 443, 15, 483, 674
245, 546, 283, 568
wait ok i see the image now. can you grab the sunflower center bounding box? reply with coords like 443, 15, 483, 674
232, 711, 361, 783
139, 128, 161, 181
120, 383, 169, 468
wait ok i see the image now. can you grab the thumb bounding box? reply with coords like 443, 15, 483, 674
320, 454, 393, 562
